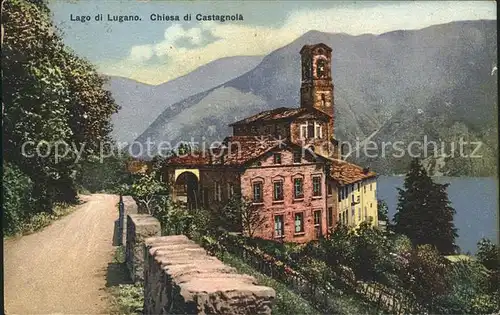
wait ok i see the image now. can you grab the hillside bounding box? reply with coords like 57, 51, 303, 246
107, 56, 263, 144
133, 20, 497, 176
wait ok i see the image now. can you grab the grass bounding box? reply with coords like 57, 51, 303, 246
221, 252, 321, 315
106, 246, 143, 315
221, 252, 380, 315
4, 202, 79, 240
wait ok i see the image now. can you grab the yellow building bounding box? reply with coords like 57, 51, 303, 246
333, 162, 378, 228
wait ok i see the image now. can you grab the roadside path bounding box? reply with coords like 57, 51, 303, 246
4, 194, 119, 314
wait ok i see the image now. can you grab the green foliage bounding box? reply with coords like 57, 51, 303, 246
393, 158, 458, 254
350, 222, 397, 284
377, 199, 389, 222
2, 0, 118, 209
222, 253, 321, 315
437, 258, 498, 314
128, 171, 169, 216
75, 155, 133, 193
476, 238, 499, 272
398, 244, 451, 311
392, 234, 413, 255
476, 238, 500, 295
216, 195, 266, 235
109, 283, 144, 315
2, 162, 34, 235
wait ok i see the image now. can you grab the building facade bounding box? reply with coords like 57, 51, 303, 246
162, 43, 377, 243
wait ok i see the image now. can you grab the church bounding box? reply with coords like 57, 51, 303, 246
162, 43, 378, 243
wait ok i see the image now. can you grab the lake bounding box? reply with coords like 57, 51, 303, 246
377, 176, 498, 254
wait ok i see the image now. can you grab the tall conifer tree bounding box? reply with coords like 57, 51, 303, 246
394, 158, 458, 254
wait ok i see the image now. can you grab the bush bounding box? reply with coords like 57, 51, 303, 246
75, 156, 133, 194
3, 162, 34, 235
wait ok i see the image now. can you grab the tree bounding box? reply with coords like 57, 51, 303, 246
377, 199, 389, 222
476, 238, 499, 272
393, 158, 458, 254
218, 195, 266, 237
476, 238, 499, 294
128, 171, 169, 216
2, 0, 118, 208
400, 245, 451, 312
239, 197, 267, 237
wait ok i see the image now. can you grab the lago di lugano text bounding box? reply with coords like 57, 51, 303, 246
70, 13, 244, 23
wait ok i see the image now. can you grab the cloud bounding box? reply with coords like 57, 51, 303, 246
129, 45, 154, 63
104, 2, 496, 84
127, 24, 217, 64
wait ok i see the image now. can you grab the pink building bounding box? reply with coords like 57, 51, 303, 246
162, 43, 376, 243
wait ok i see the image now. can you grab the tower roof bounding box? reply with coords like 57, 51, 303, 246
229, 106, 331, 126
300, 43, 332, 54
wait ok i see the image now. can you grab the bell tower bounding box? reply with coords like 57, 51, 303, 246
300, 43, 334, 136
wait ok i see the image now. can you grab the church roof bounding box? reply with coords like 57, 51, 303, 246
164, 136, 304, 167
300, 43, 332, 54
329, 159, 377, 185
164, 137, 376, 185
229, 107, 330, 126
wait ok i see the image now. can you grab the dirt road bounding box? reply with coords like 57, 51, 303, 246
4, 194, 119, 314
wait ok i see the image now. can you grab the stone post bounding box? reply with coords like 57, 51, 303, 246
126, 214, 161, 283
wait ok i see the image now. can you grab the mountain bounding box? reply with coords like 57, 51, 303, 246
106, 56, 264, 144
134, 20, 497, 176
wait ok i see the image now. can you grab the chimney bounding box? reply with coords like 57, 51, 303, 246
362, 167, 370, 174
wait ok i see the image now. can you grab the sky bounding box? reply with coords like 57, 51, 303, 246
48, 0, 497, 85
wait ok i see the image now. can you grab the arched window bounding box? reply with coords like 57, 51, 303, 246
316, 58, 327, 78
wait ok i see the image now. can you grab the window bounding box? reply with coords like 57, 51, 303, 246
317, 59, 327, 78
321, 94, 326, 106
364, 207, 367, 220
307, 124, 315, 140
314, 122, 322, 139
294, 212, 304, 233
338, 190, 342, 202
252, 182, 263, 203
313, 176, 322, 197
214, 182, 222, 201
273, 153, 282, 164
364, 185, 366, 193
358, 207, 361, 222
370, 183, 372, 191
300, 124, 308, 139
273, 180, 284, 201
327, 207, 333, 227
275, 215, 284, 238
351, 194, 355, 203
314, 210, 322, 239
294, 178, 304, 199
328, 183, 333, 196
357, 183, 360, 191
228, 183, 235, 199
370, 203, 373, 208
351, 207, 355, 221
293, 150, 301, 163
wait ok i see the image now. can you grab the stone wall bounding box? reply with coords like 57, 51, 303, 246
126, 214, 161, 282
122, 196, 138, 246
144, 235, 275, 315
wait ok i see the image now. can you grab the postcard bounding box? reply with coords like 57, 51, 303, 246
3, 1, 498, 314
